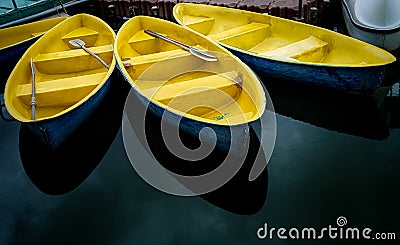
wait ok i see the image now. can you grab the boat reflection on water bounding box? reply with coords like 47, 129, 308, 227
199, 121, 268, 215
382, 83, 400, 129
261, 75, 392, 140
123, 90, 269, 215
18, 72, 130, 195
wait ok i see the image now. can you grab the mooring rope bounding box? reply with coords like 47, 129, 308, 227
58, 0, 68, 14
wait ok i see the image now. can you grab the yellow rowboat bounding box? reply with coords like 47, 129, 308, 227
0, 16, 67, 92
115, 16, 266, 152
5, 13, 116, 148
173, 3, 397, 94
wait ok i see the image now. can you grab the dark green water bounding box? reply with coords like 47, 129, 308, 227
1, 69, 399, 244
1, 1, 399, 243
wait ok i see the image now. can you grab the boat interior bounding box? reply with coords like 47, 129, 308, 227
8, 16, 114, 121
343, 0, 400, 30
116, 17, 264, 125
174, 4, 395, 66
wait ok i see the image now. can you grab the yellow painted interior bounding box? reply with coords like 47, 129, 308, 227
16, 71, 106, 107
0, 16, 67, 49
140, 71, 242, 116
122, 49, 191, 75
4, 14, 116, 122
173, 3, 396, 66
115, 16, 266, 125
34, 44, 113, 74
62, 27, 99, 48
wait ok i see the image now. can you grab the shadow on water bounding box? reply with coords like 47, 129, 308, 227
261, 75, 391, 140
18, 72, 130, 195
137, 101, 269, 215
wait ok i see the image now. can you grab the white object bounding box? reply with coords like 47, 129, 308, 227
342, 0, 400, 51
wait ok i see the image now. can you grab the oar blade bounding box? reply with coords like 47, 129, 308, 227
69, 39, 85, 48
189, 47, 218, 62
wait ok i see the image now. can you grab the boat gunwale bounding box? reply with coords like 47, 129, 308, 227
114, 16, 267, 127
220, 42, 395, 69
173, 3, 396, 68
4, 13, 116, 123
0, 16, 68, 50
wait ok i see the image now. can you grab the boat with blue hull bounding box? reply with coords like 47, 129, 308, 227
228, 48, 391, 94
0, 16, 67, 93
173, 3, 397, 95
115, 16, 266, 154
4, 14, 116, 148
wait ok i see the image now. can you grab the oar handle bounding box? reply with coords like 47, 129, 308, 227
81, 46, 110, 69
144, 30, 190, 51
30, 58, 36, 120
31, 100, 36, 120
144, 29, 218, 62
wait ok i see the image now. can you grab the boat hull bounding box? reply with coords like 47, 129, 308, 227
228, 48, 386, 94
341, 0, 400, 51
26, 71, 115, 148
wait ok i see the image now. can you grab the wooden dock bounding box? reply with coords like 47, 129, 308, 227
96, 0, 325, 24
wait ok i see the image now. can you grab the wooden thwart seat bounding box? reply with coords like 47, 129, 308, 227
141, 71, 241, 101
140, 71, 242, 115
261, 36, 328, 61
128, 30, 163, 54
128, 30, 183, 54
128, 30, 156, 45
33, 44, 113, 73
208, 22, 270, 41
184, 16, 215, 34
123, 49, 191, 68
184, 16, 214, 27
16, 72, 107, 107
34, 44, 113, 63
62, 27, 99, 47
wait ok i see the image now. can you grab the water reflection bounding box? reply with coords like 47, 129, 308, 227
18, 72, 130, 195
123, 90, 269, 215
382, 82, 400, 129
199, 123, 268, 215
261, 75, 391, 140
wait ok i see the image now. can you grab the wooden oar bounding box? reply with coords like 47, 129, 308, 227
144, 30, 218, 62
30, 58, 36, 120
69, 39, 110, 69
